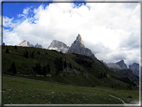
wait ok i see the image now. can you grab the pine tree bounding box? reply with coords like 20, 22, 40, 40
54, 58, 60, 75
37, 63, 41, 75
129, 85, 132, 90
37, 51, 40, 54
111, 85, 113, 89
68, 62, 72, 69
8, 62, 16, 75
47, 64, 50, 74
64, 61, 67, 68
12, 62, 17, 74
103, 73, 106, 77
59, 57, 63, 71
5, 48, 9, 53
30, 51, 34, 59
14, 45, 17, 49
42, 65, 47, 77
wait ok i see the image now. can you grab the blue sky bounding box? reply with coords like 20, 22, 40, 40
2, 2, 140, 66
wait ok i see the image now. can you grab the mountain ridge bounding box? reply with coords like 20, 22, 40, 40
48, 40, 69, 53
16, 40, 44, 49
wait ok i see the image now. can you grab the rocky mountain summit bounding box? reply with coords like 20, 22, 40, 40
48, 40, 69, 53
116, 60, 127, 69
67, 34, 94, 56
17, 40, 31, 47
106, 60, 139, 77
129, 63, 139, 76
106, 60, 139, 81
17, 40, 44, 49
106, 60, 127, 69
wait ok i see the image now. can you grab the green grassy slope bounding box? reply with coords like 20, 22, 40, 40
2, 76, 139, 104
2, 46, 137, 90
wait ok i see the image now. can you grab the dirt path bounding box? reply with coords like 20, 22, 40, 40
108, 94, 126, 104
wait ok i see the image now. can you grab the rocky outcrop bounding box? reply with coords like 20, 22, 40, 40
35, 43, 44, 49
111, 68, 139, 82
129, 63, 139, 76
106, 60, 139, 81
67, 34, 94, 56
116, 60, 127, 69
106, 60, 127, 69
17, 40, 44, 49
17, 40, 31, 47
106, 63, 122, 69
48, 40, 69, 53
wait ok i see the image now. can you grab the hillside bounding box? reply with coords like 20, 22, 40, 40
2, 45, 138, 90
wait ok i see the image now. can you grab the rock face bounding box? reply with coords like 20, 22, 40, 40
111, 68, 139, 82
106, 60, 127, 69
17, 40, 31, 47
106, 63, 122, 69
48, 40, 69, 53
67, 34, 94, 56
35, 43, 44, 49
116, 60, 127, 69
17, 40, 44, 49
129, 63, 139, 76
106, 60, 139, 81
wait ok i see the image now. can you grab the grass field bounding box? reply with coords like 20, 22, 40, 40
2, 76, 139, 104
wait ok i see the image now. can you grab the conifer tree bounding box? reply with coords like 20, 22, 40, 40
68, 62, 72, 69
37, 63, 41, 75
9, 62, 16, 75
42, 65, 47, 77
37, 51, 40, 54
47, 64, 50, 74
64, 61, 67, 68
12, 62, 17, 74
59, 57, 63, 71
5, 48, 9, 53
14, 45, 17, 49
24, 51, 29, 58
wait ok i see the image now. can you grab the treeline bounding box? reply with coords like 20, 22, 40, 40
32, 63, 50, 77
5, 46, 73, 76
54, 57, 72, 75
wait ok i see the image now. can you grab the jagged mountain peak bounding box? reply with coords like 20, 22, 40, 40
48, 40, 69, 53
106, 60, 127, 69
17, 40, 30, 47
129, 62, 139, 76
76, 34, 82, 41
116, 60, 127, 69
116, 60, 124, 63
17, 40, 44, 49
67, 34, 94, 56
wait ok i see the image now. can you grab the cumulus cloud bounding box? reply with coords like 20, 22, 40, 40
119, 32, 140, 50
2, 3, 140, 66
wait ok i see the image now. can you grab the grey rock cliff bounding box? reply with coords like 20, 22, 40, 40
67, 34, 94, 56
116, 60, 127, 69
129, 63, 139, 76
17, 40, 44, 49
17, 40, 31, 47
48, 40, 69, 53
106, 60, 127, 69
35, 43, 44, 49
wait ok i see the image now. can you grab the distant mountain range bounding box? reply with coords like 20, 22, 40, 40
16, 40, 44, 49
48, 34, 94, 57
16, 34, 139, 79
106, 60, 139, 77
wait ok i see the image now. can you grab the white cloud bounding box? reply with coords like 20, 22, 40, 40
18, 7, 31, 18
3, 3, 140, 66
